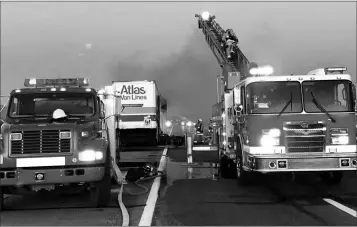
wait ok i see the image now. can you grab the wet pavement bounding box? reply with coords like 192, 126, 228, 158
0, 189, 123, 226
2, 147, 356, 226
153, 147, 357, 226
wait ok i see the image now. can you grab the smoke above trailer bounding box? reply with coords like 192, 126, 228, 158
110, 26, 220, 122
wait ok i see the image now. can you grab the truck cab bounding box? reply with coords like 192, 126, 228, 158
0, 78, 112, 210
229, 67, 357, 185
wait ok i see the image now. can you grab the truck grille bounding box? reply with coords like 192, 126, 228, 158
284, 122, 326, 153
11, 130, 71, 155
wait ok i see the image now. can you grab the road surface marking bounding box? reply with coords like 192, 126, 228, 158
323, 198, 357, 218
138, 147, 168, 226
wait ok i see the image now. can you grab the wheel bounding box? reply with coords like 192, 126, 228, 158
236, 141, 251, 185
320, 171, 344, 185
0, 187, 4, 211
220, 156, 229, 179
91, 150, 112, 207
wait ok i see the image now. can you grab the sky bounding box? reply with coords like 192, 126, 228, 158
1, 1, 356, 121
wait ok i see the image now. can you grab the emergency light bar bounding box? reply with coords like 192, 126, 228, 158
249, 65, 274, 76
195, 11, 215, 21
24, 78, 90, 88
324, 67, 347, 74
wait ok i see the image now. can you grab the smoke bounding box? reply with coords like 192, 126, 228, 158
109, 25, 220, 122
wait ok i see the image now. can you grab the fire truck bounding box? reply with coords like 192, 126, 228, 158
196, 11, 357, 185
0, 78, 124, 210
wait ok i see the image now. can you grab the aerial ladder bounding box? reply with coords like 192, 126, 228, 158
194, 11, 257, 92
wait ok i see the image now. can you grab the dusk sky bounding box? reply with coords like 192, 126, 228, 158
1, 1, 356, 121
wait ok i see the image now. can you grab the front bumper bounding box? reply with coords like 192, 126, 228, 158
242, 145, 357, 172
0, 165, 105, 186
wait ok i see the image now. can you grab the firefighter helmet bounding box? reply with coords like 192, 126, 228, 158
52, 109, 67, 119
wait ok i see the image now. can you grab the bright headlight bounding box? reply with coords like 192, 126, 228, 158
269, 128, 281, 137
165, 121, 172, 127
260, 135, 279, 147
331, 135, 349, 145
78, 150, 103, 162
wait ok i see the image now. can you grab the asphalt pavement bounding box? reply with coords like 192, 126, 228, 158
1, 147, 356, 226
153, 147, 357, 226
0, 189, 124, 226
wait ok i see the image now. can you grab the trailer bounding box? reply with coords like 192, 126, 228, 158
108, 80, 168, 146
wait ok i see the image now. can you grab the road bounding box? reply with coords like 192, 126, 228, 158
1, 146, 356, 226
153, 147, 357, 226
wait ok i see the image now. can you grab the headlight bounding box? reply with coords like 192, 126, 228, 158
331, 135, 349, 145
165, 121, 172, 127
81, 131, 89, 137
330, 128, 349, 145
262, 128, 281, 137
10, 133, 22, 141
78, 150, 103, 162
269, 128, 281, 137
260, 135, 280, 147
260, 128, 281, 147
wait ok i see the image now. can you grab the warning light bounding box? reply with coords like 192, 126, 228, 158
324, 67, 347, 74
24, 78, 90, 88
201, 11, 210, 21
249, 65, 274, 76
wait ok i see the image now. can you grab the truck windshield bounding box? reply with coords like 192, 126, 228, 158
303, 80, 354, 113
246, 81, 302, 114
8, 93, 96, 118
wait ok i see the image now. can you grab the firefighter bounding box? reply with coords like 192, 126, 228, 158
194, 118, 204, 145
221, 29, 238, 60
195, 118, 204, 134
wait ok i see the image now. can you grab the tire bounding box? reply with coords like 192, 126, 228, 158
236, 141, 251, 186
320, 171, 344, 185
91, 149, 112, 208
0, 187, 4, 211
220, 156, 229, 179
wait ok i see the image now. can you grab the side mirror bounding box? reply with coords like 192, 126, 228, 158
352, 84, 356, 101
235, 104, 243, 113
100, 111, 105, 119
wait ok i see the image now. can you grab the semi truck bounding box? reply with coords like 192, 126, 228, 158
0, 78, 124, 210
109, 80, 168, 146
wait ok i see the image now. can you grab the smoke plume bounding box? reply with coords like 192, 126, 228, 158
110, 26, 221, 122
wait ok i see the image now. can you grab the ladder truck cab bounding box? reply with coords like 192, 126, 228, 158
0, 78, 121, 211
195, 12, 357, 185
230, 67, 357, 185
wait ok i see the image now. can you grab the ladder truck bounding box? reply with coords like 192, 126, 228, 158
196, 11, 357, 185
195, 11, 258, 177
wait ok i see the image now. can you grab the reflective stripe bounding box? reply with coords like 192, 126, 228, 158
120, 115, 156, 122
121, 107, 156, 115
